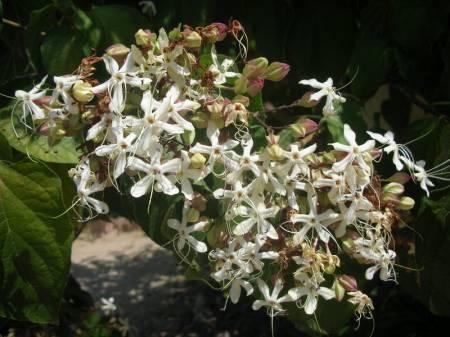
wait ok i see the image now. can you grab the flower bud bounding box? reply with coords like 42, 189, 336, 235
182, 129, 196, 145
397, 196, 415, 210
266, 133, 279, 145
72, 81, 94, 103
191, 111, 209, 128
243, 57, 268, 78
135, 29, 153, 47
383, 182, 404, 195
234, 76, 248, 94
106, 44, 131, 60
246, 77, 265, 97
232, 95, 250, 106
267, 144, 284, 161
387, 172, 411, 185
183, 30, 202, 48
186, 208, 200, 223
263, 62, 290, 82
382, 192, 399, 204
290, 118, 318, 138
168, 27, 182, 41
200, 22, 227, 43
81, 109, 95, 123
332, 279, 346, 301
190, 153, 206, 169
191, 193, 207, 212
322, 152, 336, 164
296, 91, 319, 108
338, 275, 358, 292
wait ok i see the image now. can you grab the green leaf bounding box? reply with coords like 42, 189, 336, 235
87, 5, 149, 51
325, 115, 345, 143
40, 25, 88, 75
423, 195, 450, 227
0, 107, 82, 164
0, 132, 11, 161
0, 161, 73, 324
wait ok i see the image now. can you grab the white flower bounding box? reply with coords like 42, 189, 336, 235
167, 204, 209, 253
190, 122, 239, 171
209, 45, 238, 86
226, 135, 261, 183
252, 279, 292, 314
367, 130, 403, 170
127, 151, 181, 197
100, 297, 117, 315
52, 75, 80, 114
73, 159, 109, 218
177, 150, 204, 199
289, 274, 335, 315
330, 124, 375, 174
92, 53, 148, 113
290, 191, 339, 244
14, 76, 47, 123
299, 77, 346, 116
229, 278, 254, 304
401, 157, 435, 196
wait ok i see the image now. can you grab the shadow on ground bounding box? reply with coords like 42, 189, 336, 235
71, 221, 300, 337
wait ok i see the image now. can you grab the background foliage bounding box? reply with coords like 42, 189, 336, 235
0, 0, 449, 336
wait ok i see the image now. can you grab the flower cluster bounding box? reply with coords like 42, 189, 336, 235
11, 22, 449, 329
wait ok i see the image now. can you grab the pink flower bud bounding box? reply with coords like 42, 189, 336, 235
33, 95, 52, 107
387, 172, 411, 185
338, 275, 358, 292
246, 76, 265, 96
263, 62, 290, 82
210, 22, 228, 41
290, 118, 318, 137
106, 44, 131, 62
370, 148, 382, 159
38, 122, 50, 136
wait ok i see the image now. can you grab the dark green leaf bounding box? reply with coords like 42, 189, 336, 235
0, 161, 73, 323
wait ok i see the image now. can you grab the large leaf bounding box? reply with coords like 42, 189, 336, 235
0, 107, 82, 164
0, 161, 73, 324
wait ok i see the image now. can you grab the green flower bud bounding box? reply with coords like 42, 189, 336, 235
190, 153, 206, 169
135, 29, 153, 47
184, 30, 202, 48
182, 129, 196, 145
106, 44, 131, 59
263, 62, 290, 82
397, 196, 415, 210
72, 81, 94, 103
186, 208, 200, 223
243, 57, 268, 77
234, 76, 248, 94
383, 182, 404, 195
332, 279, 346, 301
191, 111, 208, 128
168, 27, 182, 41
267, 144, 284, 161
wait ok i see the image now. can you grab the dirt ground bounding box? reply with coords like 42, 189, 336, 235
71, 219, 300, 337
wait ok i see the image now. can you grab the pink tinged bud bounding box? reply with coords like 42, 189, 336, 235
106, 44, 131, 60
234, 76, 248, 94
135, 29, 153, 47
246, 76, 265, 96
387, 172, 411, 185
332, 279, 346, 302
243, 57, 269, 78
263, 62, 290, 82
210, 22, 228, 41
291, 118, 318, 137
183, 30, 202, 48
296, 91, 319, 108
338, 275, 358, 292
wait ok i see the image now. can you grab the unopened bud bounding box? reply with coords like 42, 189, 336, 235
191, 111, 208, 128
267, 144, 284, 161
397, 196, 415, 210
200, 22, 227, 43
382, 192, 399, 204
182, 129, 196, 145
81, 109, 95, 123
106, 44, 131, 60
296, 91, 319, 108
387, 172, 411, 184
183, 30, 202, 48
246, 77, 265, 96
191, 193, 207, 212
332, 279, 346, 301
234, 76, 248, 94
190, 153, 206, 169
322, 152, 336, 164
135, 29, 153, 47
232, 95, 249, 106
72, 81, 94, 103
243, 57, 268, 78
263, 62, 290, 82
338, 275, 358, 292
383, 182, 404, 195
186, 208, 200, 223
290, 118, 318, 138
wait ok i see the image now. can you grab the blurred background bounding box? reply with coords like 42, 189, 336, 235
0, 0, 449, 336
